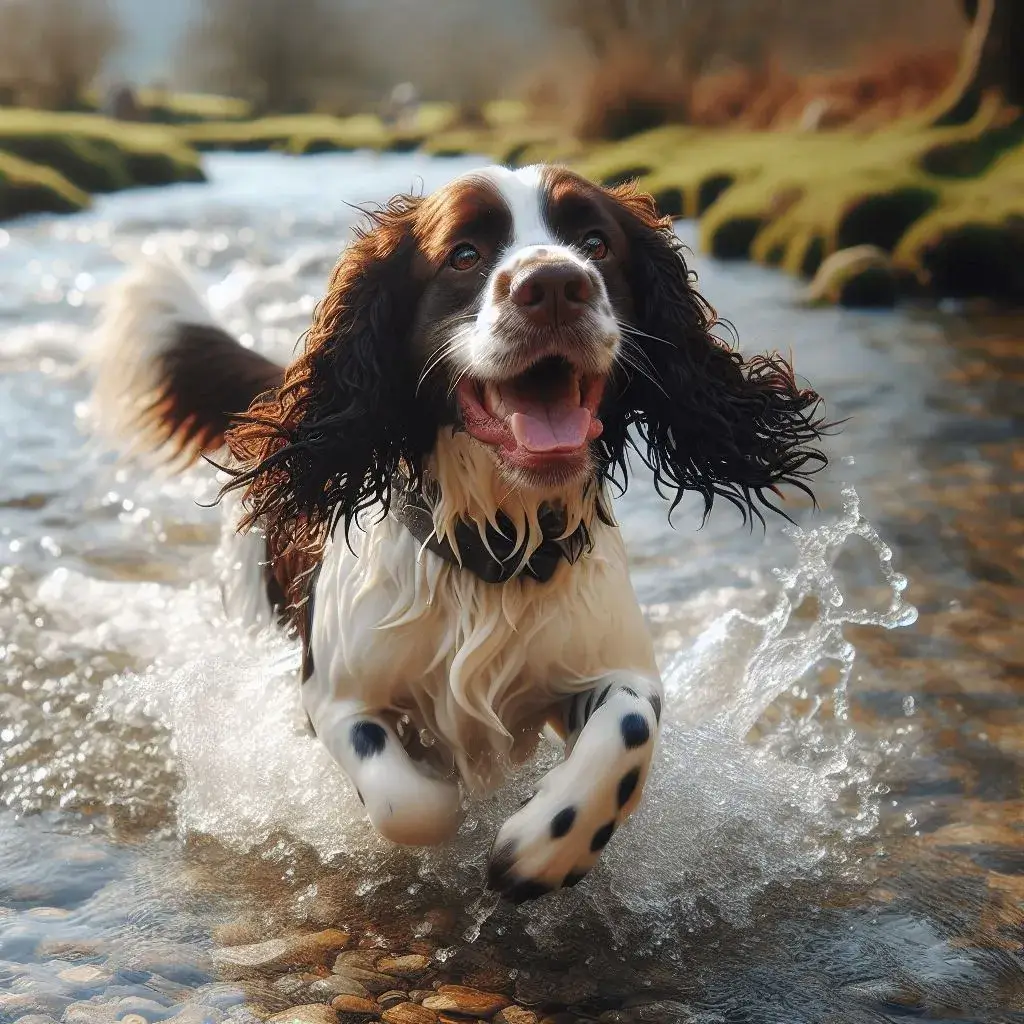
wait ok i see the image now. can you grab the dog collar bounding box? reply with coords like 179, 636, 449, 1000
391, 481, 590, 584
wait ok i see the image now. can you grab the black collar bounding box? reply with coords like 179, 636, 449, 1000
390, 480, 591, 584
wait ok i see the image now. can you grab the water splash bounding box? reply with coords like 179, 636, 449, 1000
13, 482, 908, 949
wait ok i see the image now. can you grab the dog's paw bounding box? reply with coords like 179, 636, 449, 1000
486, 747, 648, 903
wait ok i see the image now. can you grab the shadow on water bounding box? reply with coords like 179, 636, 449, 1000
0, 153, 1022, 1023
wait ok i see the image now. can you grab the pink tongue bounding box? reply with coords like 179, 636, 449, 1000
508, 405, 592, 453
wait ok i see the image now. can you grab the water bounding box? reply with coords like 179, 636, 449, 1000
1, 152, 1022, 1023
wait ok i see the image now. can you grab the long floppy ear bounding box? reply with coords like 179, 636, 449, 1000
223, 196, 431, 555
599, 183, 828, 524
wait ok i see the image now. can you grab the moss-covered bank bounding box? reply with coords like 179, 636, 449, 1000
0, 109, 206, 222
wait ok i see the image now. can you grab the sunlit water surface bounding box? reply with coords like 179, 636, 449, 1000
0, 153, 1021, 1024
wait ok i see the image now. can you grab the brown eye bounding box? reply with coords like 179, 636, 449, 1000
581, 232, 608, 260
449, 243, 480, 271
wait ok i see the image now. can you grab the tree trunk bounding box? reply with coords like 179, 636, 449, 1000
932, 0, 1024, 125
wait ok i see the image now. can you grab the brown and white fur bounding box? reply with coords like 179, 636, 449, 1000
90, 164, 826, 902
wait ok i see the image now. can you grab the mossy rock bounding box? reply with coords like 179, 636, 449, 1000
705, 215, 766, 260
0, 110, 204, 193
805, 245, 898, 308
0, 152, 89, 220
836, 187, 939, 253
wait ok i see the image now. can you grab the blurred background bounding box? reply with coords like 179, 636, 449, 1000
0, 3, 1022, 1024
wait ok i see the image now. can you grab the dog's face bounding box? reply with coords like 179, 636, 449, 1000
227, 165, 826, 551
409, 166, 639, 490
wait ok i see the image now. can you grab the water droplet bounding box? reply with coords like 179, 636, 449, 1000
902, 696, 915, 716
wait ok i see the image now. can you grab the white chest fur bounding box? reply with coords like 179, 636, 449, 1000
303, 511, 658, 790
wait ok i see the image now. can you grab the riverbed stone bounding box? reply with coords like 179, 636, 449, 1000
310, 975, 373, 1001
407, 992, 432, 1005
333, 952, 386, 972
213, 930, 351, 975
381, 1004, 438, 1024
421, 987, 510, 1017
58, 964, 114, 990
377, 991, 408, 1010
268, 1006, 339, 1024
494, 1009, 538, 1024
334, 968, 401, 996
330, 994, 380, 1017
376, 955, 430, 979
114, 997, 177, 1021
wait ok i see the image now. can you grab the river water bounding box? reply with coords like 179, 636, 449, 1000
0, 153, 1021, 1024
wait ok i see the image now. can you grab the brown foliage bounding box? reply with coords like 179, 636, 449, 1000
177, 0, 350, 115
0, 0, 121, 110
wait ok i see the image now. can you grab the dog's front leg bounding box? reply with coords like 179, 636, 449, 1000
486, 671, 663, 902
307, 696, 463, 847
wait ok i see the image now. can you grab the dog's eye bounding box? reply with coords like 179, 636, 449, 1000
581, 233, 609, 260
449, 243, 481, 271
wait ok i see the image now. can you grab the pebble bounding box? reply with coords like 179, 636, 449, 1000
381, 1004, 438, 1024
422, 987, 510, 1017
58, 964, 114, 989
310, 975, 373, 1001
377, 991, 408, 1009
495, 1010, 539, 1024
376, 955, 430, 979
408, 992, 433, 1005
115, 997, 176, 1021
335, 967, 402, 995
330, 995, 380, 1016
334, 951, 387, 972
15, 1017, 58, 1024
121, 1016, 149, 1024
213, 930, 351, 975
26, 907, 72, 920
268, 1006, 339, 1024
163, 1007, 226, 1024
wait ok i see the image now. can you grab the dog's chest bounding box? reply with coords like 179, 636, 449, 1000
308, 515, 657, 755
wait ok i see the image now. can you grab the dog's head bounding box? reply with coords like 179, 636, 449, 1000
227, 165, 826, 552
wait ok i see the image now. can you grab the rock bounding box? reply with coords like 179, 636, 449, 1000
26, 907, 72, 920
421, 987, 510, 1017
57, 965, 113, 989
267, 1006, 338, 1024
191, 985, 249, 1011
115, 997, 175, 1021
310, 975, 373, 1001
37, 938, 109, 959
212, 919, 265, 947
122, 1016, 150, 1024
804, 245, 898, 308
407, 992, 432, 1005
381, 1004, 438, 1024
376, 955, 430, 979
333, 952, 385, 972
377, 991, 408, 1009
16, 1017, 59, 1024
163, 1008, 226, 1024
334, 968, 400, 996
330, 995, 380, 1016
495, 1010, 538, 1024
213, 931, 351, 975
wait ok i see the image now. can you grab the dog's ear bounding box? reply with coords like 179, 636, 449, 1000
224, 195, 431, 554
598, 183, 828, 524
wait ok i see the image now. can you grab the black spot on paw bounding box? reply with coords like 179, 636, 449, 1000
591, 820, 615, 851
507, 879, 552, 904
620, 712, 650, 749
550, 806, 577, 839
562, 870, 587, 888
486, 840, 517, 890
617, 767, 640, 808
649, 693, 662, 723
350, 720, 387, 759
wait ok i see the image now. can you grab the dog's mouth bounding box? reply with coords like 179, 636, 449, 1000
457, 356, 606, 474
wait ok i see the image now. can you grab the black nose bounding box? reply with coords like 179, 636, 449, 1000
510, 262, 594, 328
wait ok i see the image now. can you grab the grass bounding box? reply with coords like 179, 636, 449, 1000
0, 151, 89, 220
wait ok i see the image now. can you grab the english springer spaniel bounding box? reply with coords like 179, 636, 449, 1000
91, 164, 825, 902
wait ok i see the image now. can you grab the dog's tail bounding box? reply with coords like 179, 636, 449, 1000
89, 259, 285, 468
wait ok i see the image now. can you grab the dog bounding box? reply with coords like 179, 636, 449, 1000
90, 164, 825, 902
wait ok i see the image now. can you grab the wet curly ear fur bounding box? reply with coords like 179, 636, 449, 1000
223, 196, 432, 559
598, 183, 828, 524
